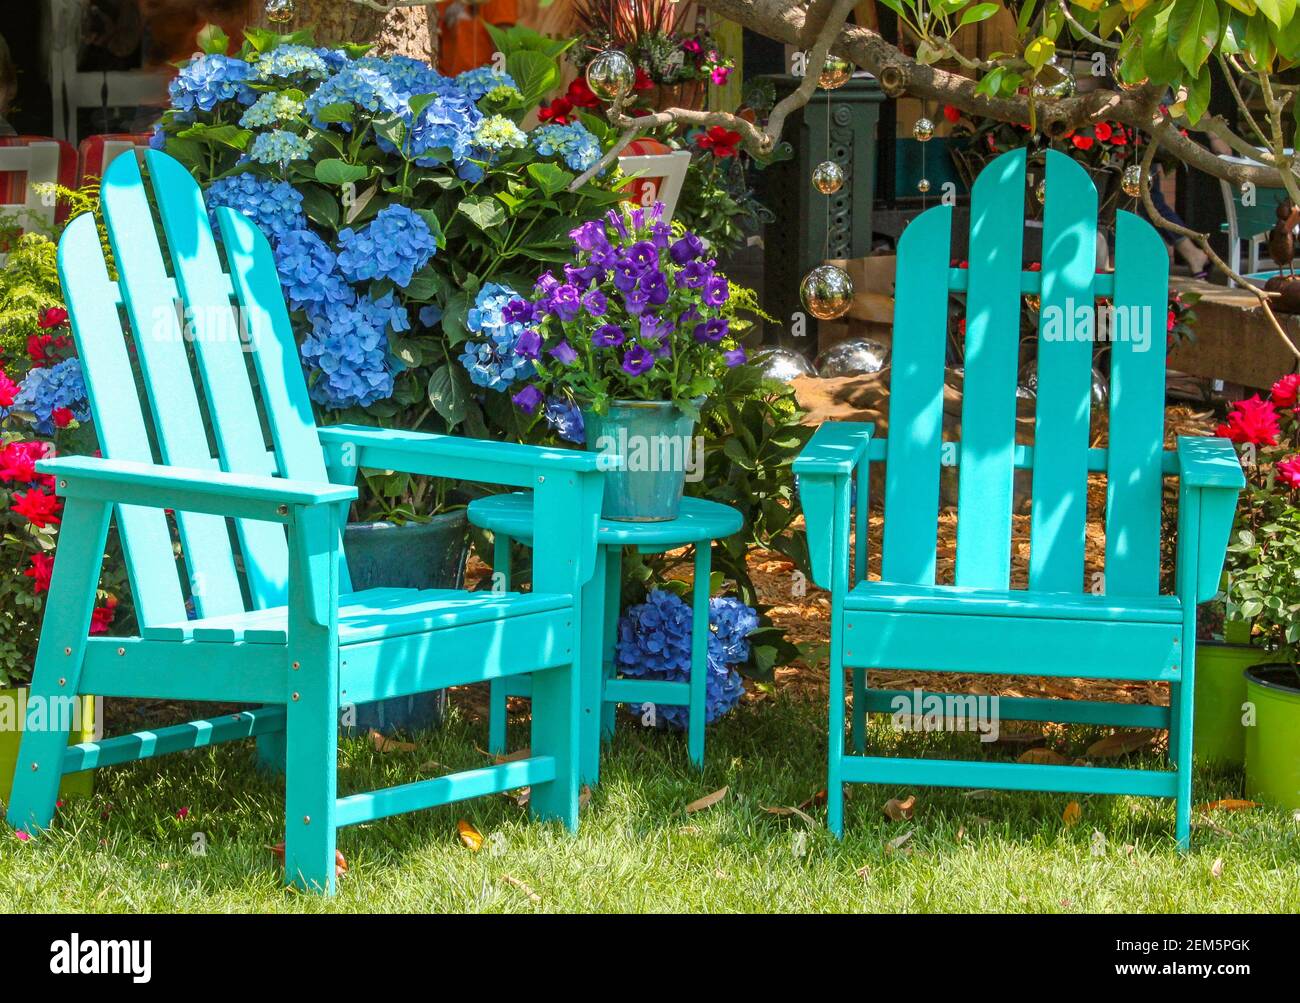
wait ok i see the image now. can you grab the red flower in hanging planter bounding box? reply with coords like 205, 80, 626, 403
568, 76, 602, 107
90, 595, 118, 635
1093, 122, 1114, 142
696, 126, 743, 158
633, 68, 654, 92
12, 489, 62, 527
1071, 134, 1094, 150
23, 552, 54, 594
1216, 395, 1281, 446
1109, 126, 1128, 146
38, 307, 68, 329
538, 97, 573, 125
943, 105, 961, 123
1271, 373, 1300, 408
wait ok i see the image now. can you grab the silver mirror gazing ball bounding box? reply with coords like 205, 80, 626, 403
1031, 59, 1077, 100
818, 55, 853, 89
815, 338, 890, 377
586, 50, 637, 103
917, 178, 931, 194
264, 0, 295, 23
755, 348, 818, 382
811, 160, 845, 194
913, 117, 934, 142
800, 264, 855, 320
1122, 164, 1144, 198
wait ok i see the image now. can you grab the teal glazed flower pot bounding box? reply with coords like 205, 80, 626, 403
583, 400, 698, 521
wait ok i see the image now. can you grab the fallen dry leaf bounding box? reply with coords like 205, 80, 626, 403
761, 804, 816, 826
1210, 857, 1225, 878
1062, 801, 1082, 827
885, 830, 913, 854
269, 842, 348, 877
1085, 729, 1158, 759
1197, 799, 1260, 813
370, 730, 416, 754
856, 864, 871, 879
456, 819, 484, 851
501, 874, 541, 903
1018, 748, 1070, 766
579, 786, 592, 808
883, 795, 916, 821
418, 760, 449, 773
685, 786, 729, 813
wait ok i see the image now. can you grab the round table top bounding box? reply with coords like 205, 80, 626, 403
467, 492, 743, 546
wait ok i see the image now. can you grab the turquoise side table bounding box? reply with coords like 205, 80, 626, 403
467, 493, 744, 785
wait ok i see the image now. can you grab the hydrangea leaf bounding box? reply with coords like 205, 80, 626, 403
314, 159, 369, 185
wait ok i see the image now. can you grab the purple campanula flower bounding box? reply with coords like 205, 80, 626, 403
676, 259, 713, 289
650, 222, 672, 249
724, 345, 747, 367
621, 345, 655, 376
566, 262, 603, 287
592, 323, 625, 347
535, 271, 560, 294
552, 283, 581, 321
653, 334, 672, 360
640, 269, 670, 306
613, 261, 642, 293
627, 240, 659, 268
513, 384, 544, 413
702, 275, 730, 307
623, 287, 650, 316
605, 207, 629, 238
515, 327, 543, 359
693, 318, 729, 343
640, 313, 673, 342
570, 220, 609, 252
670, 233, 706, 265
582, 289, 608, 317
503, 298, 534, 324
549, 340, 578, 365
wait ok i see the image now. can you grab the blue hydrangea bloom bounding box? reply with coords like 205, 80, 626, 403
169, 54, 256, 113
273, 228, 352, 311
336, 204, 437, 289
300, 293, 399, 409
249, 129, 313, 165
616, 590, 752, 730
543, 398, 585, 444
304, 62, 404, 129
206, 173, 306, 243
458, 283, 537, 391
456, 66, 518, 102
531, 122, 602, 172
356, 55, 452, 102
12, 358, 91, 435
239, 91, 305, 128
313, 48, 352, 72
403, 92, 483, 173
253, 44, 331, 81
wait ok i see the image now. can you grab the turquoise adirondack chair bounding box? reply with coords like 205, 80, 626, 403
794, 148, 1245, 846
4, 150, 605, 893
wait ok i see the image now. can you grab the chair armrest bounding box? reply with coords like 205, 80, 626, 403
793, 422, 875, 592
1175, 436, 1246, 604
39, 456, 356, 523
317, 425, 606, 593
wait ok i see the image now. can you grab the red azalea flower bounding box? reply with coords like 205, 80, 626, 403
90, 595, 118, 635
38, 307, 68, 329
1071, 134, 1094, 150
0, 369, 17, 408
1093, 122, 1114, 142
1277, 456, 1300, 490
0, 440, 51, 483
1271, 373, 1300, 408
683, 38, 703, 55
567, 76, 601, 107
538, 97, 573, 125
1167, 309, 1177, 332
51, 407, 74, 429
23, 552, 54, 594
632, 68, 653, 92
696, 126, 742, 158
26, 333, 70, 367
943, 105, 961, 123
1109, 127, 1127, 145
12, 489, 62, 527
1216, 394, 1281, 446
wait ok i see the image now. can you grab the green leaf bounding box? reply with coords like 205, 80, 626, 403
1024, 36, 1056, 70
297, 184, 339, 231
1184, 68, 1212, 125
1099, 3, 1129, 37
314, 102, 354, 124
506, 50, 559, 106
1173, 0, 1220, 75
441, 290, 472, 346
458, 195, 507, 232
526, 161, 575, 196
427, 363, 470, 428
197, 23, 230, 55
314, 159, 369, 185
414, 208, 446, 249
958, 2, 999, 26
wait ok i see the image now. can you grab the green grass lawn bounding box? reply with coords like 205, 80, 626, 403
1, 689, 1298, 913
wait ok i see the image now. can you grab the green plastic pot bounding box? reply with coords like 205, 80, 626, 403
1193, 640, 1263, 768
0, 686, 95, 805
341, 510, 470, 735
1244, 664, 1300, 810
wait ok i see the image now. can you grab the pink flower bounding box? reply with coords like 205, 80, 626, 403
176, 807, 190, 819
1216, 394, 1281, 446
0, 440, 50, 484
710, 65, 732, 86
682, 38, 703, 55
0, 369, 17, 408
14, 831, 29, 842
1271, 373, 1300, 408
1277, 456, 1300, 490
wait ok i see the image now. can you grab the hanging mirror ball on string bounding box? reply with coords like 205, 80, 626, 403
264, 0, 295, 23
811, 160, 845, 194
1036, 180, 1046, 204
1031, 58, 1076, 100
1113, 59, 1148, 91
800, 264, 855, 320
913, 117, 934, 142
917, 178, 931, 194
1122, 164, 1144, 197
819, 55, 853, 89
586, 50, 637, 102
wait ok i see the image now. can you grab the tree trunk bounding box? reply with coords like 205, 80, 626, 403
244, 0, 438, 61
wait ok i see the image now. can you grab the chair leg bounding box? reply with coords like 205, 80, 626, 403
255, 709, 287, 773
578, 552, 607, 785
1174, 651, 1196, 851
6, 499, 110, 835
600, 546, 621, 743
827, 656, 847, 839
851, 667, 867, 755
687, 543, 710, 770
528, 661, 580, 831
283, 683, 339, 893
488, 679, 508, 756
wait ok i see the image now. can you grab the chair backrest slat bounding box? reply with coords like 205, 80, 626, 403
954, 148, 1027, 588
1028, 151, 1097, 592
100, 154, 247, 620
880, 204, 952, 586
146, 153, 290, 609
56, 214, 188, 625
1104, 209, 1169, 595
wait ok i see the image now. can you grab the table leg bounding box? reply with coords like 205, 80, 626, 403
578, 547, 607, 785
601, 545, 622, 743
688, 542, 710, 769
487, 534, 511, 755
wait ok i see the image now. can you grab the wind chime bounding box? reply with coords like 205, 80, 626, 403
798, 54, 855, 322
